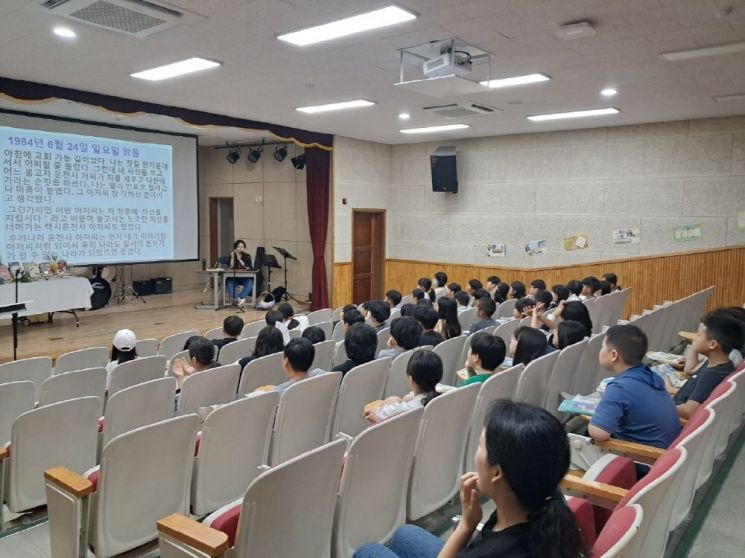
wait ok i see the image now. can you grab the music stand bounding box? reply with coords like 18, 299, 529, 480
274, 246, 298, 303
1, 302, 28, 361
263, 254, 281, 293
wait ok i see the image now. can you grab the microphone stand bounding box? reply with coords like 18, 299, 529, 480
227, 251, 245, 313
13, 268, 20, 360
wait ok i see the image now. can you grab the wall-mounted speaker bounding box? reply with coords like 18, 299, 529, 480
430, 146, 458, 193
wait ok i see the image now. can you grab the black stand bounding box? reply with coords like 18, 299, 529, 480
263, 254, 281, 293
274, 246, 299, 303
3, 269, 28, 360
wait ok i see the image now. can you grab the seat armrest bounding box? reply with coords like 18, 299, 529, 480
595, 439, 664, 462
44, 466, 93, 498
561, 475, 628, 507
0, 447, 7, 461
158, 514, 228, 558
677, 331, 695, 342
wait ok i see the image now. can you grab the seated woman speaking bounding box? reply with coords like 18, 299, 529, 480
224, 239, 253, 305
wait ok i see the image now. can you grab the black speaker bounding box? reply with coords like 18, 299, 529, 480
430, 146, 458, 193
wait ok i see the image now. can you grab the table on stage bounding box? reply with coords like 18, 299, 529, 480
195, 269, 258, 310
0, 276, 93, 327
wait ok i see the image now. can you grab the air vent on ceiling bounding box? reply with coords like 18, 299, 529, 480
39, 0, 202, 37
422, 101, 501, 118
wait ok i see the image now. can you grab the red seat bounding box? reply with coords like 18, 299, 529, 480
592, 505, 641, 557
207, 502, 242, 546
567, 497, 597, 549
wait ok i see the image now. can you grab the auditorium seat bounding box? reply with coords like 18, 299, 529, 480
0, 356, 53, 399
54, 347, 109, 374
216, 338, 254, 365
101, 377, 177, 451
333, 339, 348, 367
493, 318, 520, 348
408, 384, 479, 520
204, 327, 224, 341
38, 367, 107, 416
1, 396, 99, 524
269, 372, 341, 465
177, 364, 240, 416
515, 349, 560, 407
331, 358, 390, 440
289, 328, 302, 339
108, 355, 168, 396
333, 408, 423, 558
191, 393, 278, 516
566, 497, 597, 549
158, 439, 346, 558
433, 335, 466, 386
384, 348, 417, 398
239, 320, 265, 339
308, 308, 333, 325
236, 352, 285, 395
573, 333, 606, 396
167, 349, 189, 375
158, 330, 200, 360
135, 338, 159, 357
457, 307, 477, 332
463, 364, 523, 473
0, 381, 35, 446
332, 320, 345, 342
545, 338, 589, 418
696, 381, 737, 488
375, 327, 390, 357
312, 339, 337, 371
592, 504, 643, 558
46, 414, 199, 557
495, 298, 517, 319
315, 320, 334, 339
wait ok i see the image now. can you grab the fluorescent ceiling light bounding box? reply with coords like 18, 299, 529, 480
601, 87, 618, 97
131, 57, 221, 81
296, 99, 375, 113
479, 73, 550, 89
712, 93, 745, 103
277, 5, 417, 46
398, 112, 411, 120
400, 123, 470, 134
660, 41, 745, 61
53, 26, 76, 39
527, 108, 619, 122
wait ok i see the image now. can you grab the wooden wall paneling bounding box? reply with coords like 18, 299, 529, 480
332, 262, 353, 308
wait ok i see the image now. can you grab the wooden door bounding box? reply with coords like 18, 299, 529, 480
352, 210, 385, 304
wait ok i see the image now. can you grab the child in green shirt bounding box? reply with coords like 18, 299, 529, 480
459, 332, 506, 386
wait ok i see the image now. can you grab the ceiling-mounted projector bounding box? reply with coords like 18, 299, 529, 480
423, 50, 472, 78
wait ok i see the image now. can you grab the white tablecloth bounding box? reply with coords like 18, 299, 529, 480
0, 277, 93, 318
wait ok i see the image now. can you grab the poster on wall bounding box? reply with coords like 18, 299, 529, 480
524, 240, 546, 256
738, 211, 745, 229
486, 243, 506, 257
564, 233, 589, 251
612, 228, 640, 244
673, 224, 703, 242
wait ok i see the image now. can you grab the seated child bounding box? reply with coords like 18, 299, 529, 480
470, 297, 497, 333
107, 329, 138, 378
459, 332, 506, 386
467, 278, 483, 294
513, 296, 536, 319
277, 302, 309, 332
492, 282, 510, 304
212, 315, 244, 351
378, 316, 421, 360
454, 290, 471, 314
485, 275, 501, 296
510, 326, 551, 367
364, 350, 442, 423
172, 336, 220, 389
332, 322, 378, 375
528, 279, 546, 297
255, 337, 317, 394
433, 271, 448, 299
509, 281, 526, 299
366, 300, 391, 332
301, 326, 326, 344
447, 282, 462, 298
385, 290, 402, 309
414, 304, 445, 347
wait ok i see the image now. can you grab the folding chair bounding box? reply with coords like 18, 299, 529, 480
55, 347, 109, 375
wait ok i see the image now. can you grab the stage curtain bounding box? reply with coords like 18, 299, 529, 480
305, 147, 331, 310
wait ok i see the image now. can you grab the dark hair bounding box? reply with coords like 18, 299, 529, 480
598, 281, 612, 296
412, 288, 425, 301
344, 323, 378, 365
399, 303, 416, 317
535, 289, 553, 308
701, 312, 745, 354
284, 337, 315, 372
510, 281, 526, 299
232, 239, 246, 250
513, 326, 548, 367
531, 279, 547, 290
301, 326, 326, 344
708, 307, 745, 351
552, 285, 570, 302
342, 304, 357, 313
515, 297, 536, 314
385, 289, 402, 307
223, 315, 244, 337
605, 324, 648, 365
557, 321, 587, 350
368, 300, 391, 325
562, 302, 593, 338
188, 336, 215, 366
265, 310, 283, 327
493, 282, 510, 304
566, 280, 582, 296
182, 335, 201, 351
418, 277, 433, 292
253, 326, 285, 357
454, 291, 471, 307
470, 332, 506, 371
602, 273, 618, 287
472, 288, 491, 301
486, 275, 501, 285
413, 304, 439, 330
343, 308, 365, 327
448, 282, 462, 294
434, 271, 448, 288
483, 399, 587, 558
111, 346, 137, 365
437, 297, 462, 339
468, 278, 483, 292
277, 302, 295, 319
581, 276, 601, 293
406, 350, 442, 407
477, 296, 496, 318
389, 316, 422, 350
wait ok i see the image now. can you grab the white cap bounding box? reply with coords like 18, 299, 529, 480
113, 329, 137, 351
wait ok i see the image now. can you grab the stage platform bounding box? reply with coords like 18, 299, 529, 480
0, 288, 308, 364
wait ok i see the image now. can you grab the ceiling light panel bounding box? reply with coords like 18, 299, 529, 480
296, 100, 375, 113
400, 124, 470, 134
479, 73, 550, 89
277, 5, 417, 47
131, 57, 221, 81
527, 108, 619, 122
660, 41, 745, 61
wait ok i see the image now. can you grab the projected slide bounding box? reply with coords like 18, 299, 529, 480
1, 125, 174, 265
